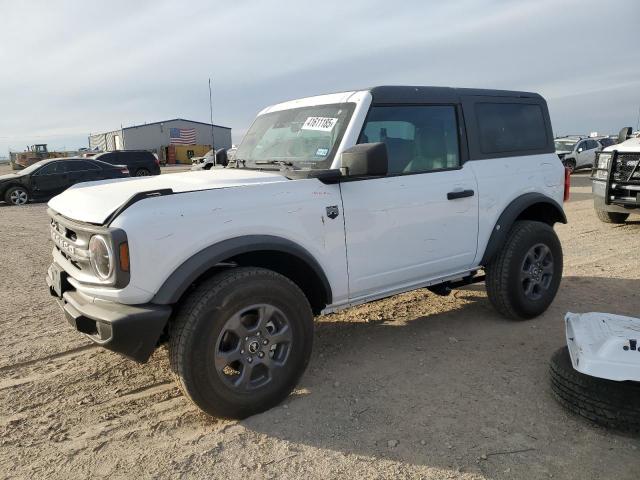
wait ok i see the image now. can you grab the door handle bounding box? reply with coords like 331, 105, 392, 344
447, 189, 474, 200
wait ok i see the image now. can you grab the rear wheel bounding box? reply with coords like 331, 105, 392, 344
486, 221, 563, 320
169, 267, 314, 418
4, 186, 29, 205
550, 346, 640, 433
595, 209, 629, 224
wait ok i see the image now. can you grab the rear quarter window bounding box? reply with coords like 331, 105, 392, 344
475, 103, 548, 154
96, 153, 116, 164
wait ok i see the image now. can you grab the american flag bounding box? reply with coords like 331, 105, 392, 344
169, 127, 197, 145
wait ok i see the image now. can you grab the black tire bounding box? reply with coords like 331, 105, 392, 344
485, 220, 563, 320
550, 346, 640, 433
563, 158, 576, 173
4, 185, 29, 205
595, 209, 629, 224
169, 267, 314, 418
135, 168, 150, 176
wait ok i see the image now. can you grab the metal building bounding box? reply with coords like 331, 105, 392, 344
88, 118, 232, 162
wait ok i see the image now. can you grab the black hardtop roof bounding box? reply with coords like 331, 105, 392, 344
368, 85, 543, 104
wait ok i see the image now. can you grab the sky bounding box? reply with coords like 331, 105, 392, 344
1, 0, 639, 156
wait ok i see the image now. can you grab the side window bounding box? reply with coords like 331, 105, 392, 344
577, 141, 586, 152
475, 103, 547, 154
97, 153, 115, 164
36, 162, 65, 175
358, 105, 460, 174
66, 160, 100, 172
587, 140, 598, 150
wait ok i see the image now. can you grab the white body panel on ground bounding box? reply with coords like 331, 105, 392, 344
565, 312, 640, 381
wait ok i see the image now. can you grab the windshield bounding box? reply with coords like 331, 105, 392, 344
554, 141, 576, 152
235, 102, 355, 169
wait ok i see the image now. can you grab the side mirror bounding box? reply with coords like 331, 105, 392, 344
577, 147, 583, 153
618, 127, 632, 143
340, 142, 388, 177
215, 148, 229, 167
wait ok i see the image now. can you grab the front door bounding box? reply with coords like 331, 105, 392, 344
30, 161, 68, 198
340, 104, 479, 301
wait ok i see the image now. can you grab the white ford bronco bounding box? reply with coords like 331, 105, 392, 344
46, 86, 568, 418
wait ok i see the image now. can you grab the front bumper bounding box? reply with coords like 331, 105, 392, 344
47, 263, 171, 363
592, 179, 640, 213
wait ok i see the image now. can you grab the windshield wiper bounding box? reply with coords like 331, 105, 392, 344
254, 160, 299, 170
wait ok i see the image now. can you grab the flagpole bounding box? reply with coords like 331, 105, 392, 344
209, 78, 215, 165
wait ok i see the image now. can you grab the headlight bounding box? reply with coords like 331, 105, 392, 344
594, 170, 608, 180
89, 235, 114, 280
597, 153, 612, 170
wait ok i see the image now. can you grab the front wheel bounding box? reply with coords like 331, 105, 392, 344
595, 209, 629, 224
486, 221, 563, 320
4, 186, 29, 205
135, 168, 150, 176
169, 267, 314, 418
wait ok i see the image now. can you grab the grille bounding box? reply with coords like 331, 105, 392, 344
612, 153, 640, 184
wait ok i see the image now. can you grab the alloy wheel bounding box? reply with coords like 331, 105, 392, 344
520, 243, 554, 300
214, 304, 292, 392
10, 189, 28, 205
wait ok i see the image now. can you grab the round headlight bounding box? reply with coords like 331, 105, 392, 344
89, 235, 113, 280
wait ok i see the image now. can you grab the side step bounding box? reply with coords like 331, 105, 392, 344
427, 273, 486, 296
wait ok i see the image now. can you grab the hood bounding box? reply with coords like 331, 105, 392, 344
48, 169, 288, 225
0, 172, 21, 182
604, 136, 640, 153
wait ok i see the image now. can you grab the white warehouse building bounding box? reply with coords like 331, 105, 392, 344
89, 118, 232, 162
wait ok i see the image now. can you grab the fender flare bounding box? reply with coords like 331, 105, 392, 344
152, 235, 332, 305
480, 193, 567, 266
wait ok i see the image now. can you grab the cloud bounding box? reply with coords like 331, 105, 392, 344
0, 0, 638, 153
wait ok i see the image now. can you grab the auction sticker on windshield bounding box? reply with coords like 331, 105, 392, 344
302, 117, 338, 132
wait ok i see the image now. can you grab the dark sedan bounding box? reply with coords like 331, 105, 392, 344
0, 157, 129, 206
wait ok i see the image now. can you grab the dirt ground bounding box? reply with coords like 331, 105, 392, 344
1, 168, 639, 480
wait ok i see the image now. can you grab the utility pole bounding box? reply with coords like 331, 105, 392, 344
209, 78, 215, 165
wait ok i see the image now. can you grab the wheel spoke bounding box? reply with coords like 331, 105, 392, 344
269, 325, 292, 345
523, 279, 535, 297
520, 268, 533, 282
214, 347, 242, 371
236, 362, 255, 389
226, 312, 250, 338
256, 304, 277, 331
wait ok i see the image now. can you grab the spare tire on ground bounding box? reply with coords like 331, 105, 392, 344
549, 346, 640, 433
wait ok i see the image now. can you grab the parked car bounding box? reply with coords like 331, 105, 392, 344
190, 149, 214, 165
591, 135, 640, 223
46, 85, 567, 419
93, 150, 160, 176
0, 157, 129, 206
555, 137, 601, 173
191, 148, 230, 171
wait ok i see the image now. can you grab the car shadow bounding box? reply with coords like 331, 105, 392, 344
241, 276, 640, 477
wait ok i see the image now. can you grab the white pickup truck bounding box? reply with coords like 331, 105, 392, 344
46, 86, 568, 418
591, 134, 640, 223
